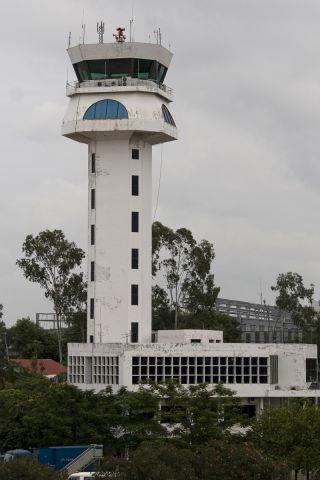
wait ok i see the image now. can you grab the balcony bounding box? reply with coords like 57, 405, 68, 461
66, 77, 173, 101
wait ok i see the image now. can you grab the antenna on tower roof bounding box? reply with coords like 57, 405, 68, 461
97, 21, 105, 44
129, 19, 133, 42
68, 32, 71, 49
81, 8, 86, 44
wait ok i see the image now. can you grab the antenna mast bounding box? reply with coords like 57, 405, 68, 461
97, 21, 105, 44
68, 32, 71, 49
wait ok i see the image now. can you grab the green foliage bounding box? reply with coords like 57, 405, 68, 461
96, 441, 288, 480
152, 222, 220, 328
0, 458, 62, 480
16, 229, 85, 362
271, 272, 315, 328
7, 318, 59, 360
152, 221, 239, 339
178, 310, 241, 342
252, 402, 320, 476
152, 382, 242, 446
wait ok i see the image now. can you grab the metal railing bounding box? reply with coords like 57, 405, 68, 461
66, 77, 173, 96
61, 444, 103, 476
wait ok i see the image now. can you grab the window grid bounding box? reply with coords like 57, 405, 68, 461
93, 356, 119, 385
68, 355, 85, 384
131, 356, 269, 385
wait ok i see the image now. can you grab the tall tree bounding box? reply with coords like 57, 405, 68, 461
271, 272, 315, 328
17, 230, 85, 363
152, 222, 220, 328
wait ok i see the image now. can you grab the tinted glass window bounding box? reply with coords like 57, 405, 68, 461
162, 104, 176, 126
132, 149, 139, 159
131, 249, 139, 269
132, 175, 139, 196
84, 99, 128, 120
132, 212, 139, 232
131, 285, 139, 305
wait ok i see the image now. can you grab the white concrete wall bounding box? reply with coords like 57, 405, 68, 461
68, 342, 318, 396
157, 329, 223, 344
87, 138, 152, 343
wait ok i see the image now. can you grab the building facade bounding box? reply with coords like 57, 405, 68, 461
64, 31, 319, 412
216, 298, 303, 343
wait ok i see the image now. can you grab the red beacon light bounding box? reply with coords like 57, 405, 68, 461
114, 27, 126, 42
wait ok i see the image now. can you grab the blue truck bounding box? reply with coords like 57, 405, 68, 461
3, 444, 103, 473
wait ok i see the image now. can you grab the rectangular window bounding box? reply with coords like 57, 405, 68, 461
91, 189, 95, 209
306, 358, 318, 382
270, 355, 278, 384
90, 298, 94, 319
131, 322, 139, 343
131, 212, 139, 232
132, 148, 139, 160
131, 284, 139, 305
91, 153, 96, 173
91, 225, 95, 245
132, 175, 139, 196
131, 248, 139, 269
90, 335, 94, 343
91, 261, 95, 281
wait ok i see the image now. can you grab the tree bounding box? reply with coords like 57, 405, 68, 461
152, 222, 220, 328
0, 303, 3, 319
0, 458, 61, 480
16, 230, 85, 363
7, 318, 59, 360
271, 272, 315, 328
96, 441, 288, 480
178, 311, 241, 342
252, 402, 320, 479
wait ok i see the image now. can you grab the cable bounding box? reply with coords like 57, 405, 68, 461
153, 144, 164, 222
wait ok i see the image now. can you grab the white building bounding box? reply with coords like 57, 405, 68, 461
64, 30, 319, 414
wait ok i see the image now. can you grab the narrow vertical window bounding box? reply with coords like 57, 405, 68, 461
90, 298, 94, 319
132, 175, 139, 196
91, 225, 95, 245
89, 335, 94, 343
131, 212, 139, 232
131, 284, 139, 305
91, 189, 95, 209
91, 153, 96, 173
132, 148, 139, 160
131, 322, 139, 343
131, 249, 139, 269
91, 261, 95, 281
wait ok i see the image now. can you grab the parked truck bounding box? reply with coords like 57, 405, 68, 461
3, 444, 103, 474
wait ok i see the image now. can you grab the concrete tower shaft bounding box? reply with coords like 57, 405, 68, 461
62, 41, 177, 344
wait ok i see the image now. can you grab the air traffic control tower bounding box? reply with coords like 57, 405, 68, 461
63, 29, 177, 348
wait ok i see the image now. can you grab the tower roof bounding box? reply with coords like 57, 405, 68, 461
67, 42, 173, 68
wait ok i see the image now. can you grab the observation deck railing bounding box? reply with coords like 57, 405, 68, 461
66, 77, 173, 96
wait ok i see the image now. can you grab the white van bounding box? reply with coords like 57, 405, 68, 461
68, 473, 95, 480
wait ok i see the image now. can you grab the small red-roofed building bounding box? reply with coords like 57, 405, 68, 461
13, 359, 67, 379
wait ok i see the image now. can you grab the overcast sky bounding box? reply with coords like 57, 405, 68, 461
1, 0, 320, 326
